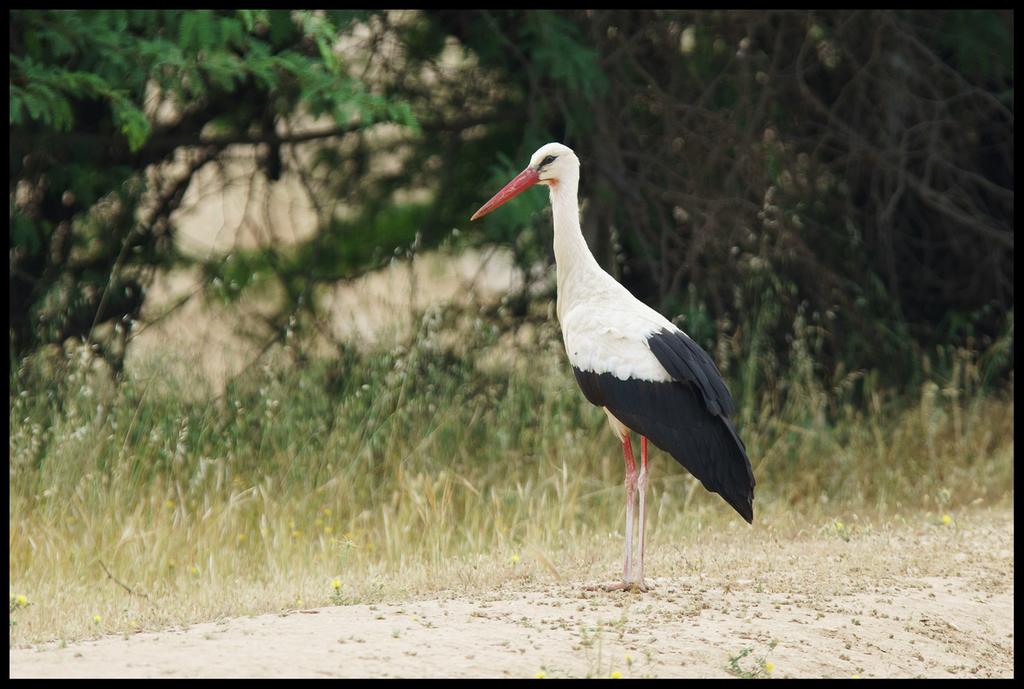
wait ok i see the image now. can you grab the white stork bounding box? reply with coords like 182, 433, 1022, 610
471, 143, 755, 592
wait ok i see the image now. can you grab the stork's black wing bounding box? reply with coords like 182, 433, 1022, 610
646, 328, 735, 416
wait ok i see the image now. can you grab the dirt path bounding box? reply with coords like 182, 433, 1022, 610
10, 510, 1013, 678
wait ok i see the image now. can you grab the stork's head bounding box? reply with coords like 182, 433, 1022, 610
471, 142, 579, 221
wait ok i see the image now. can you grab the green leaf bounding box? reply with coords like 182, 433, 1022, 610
178, 12, 198, 52
10, 88, 24, 125
113, 102, 151, 151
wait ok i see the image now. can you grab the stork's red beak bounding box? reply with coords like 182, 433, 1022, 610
470, 167, 540, 221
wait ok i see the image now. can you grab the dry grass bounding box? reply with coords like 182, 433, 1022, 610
8, 305, 1014, 646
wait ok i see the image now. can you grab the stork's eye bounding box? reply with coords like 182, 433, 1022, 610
540, 155, 557, 167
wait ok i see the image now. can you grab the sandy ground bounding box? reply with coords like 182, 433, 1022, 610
10, 509, 1013, 678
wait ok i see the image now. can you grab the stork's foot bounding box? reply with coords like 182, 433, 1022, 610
630, 579, 651, 593
585, 580, 651, 593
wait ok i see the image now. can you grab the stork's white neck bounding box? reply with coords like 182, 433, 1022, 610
549, 173, 604, 324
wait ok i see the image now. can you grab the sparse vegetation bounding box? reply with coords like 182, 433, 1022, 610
726, 640, 777, 679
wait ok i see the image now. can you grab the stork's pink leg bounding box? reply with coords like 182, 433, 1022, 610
635, 436, 650, 591
621, 434, 638, 584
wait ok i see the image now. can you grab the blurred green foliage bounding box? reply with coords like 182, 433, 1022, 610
10, 9, 416, 365
9, 9, 1014, 393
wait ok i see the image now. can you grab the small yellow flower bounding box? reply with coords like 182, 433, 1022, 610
165, 500, 175, 509
323, 526, 333, 535
535, 671, 546, 679
237, 533, 247, 542
296, 598, 304, 607
610, 670, 623, 679
331, 578, 341, 590
292, 530, 302, 538
14, 594, 28, 607
322, 508, 332, 517
765, 661, 775, 674
93, 614, 102, 623
851, 675, 861, 679
511, 554, 521, 564
942, 514, 953, 526
190, 566, 199, 576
